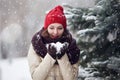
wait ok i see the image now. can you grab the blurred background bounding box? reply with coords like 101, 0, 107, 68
0, 0, 95, 80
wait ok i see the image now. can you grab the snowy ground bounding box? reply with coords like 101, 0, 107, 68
0, 57, 90, 80
0, 57, 32, 80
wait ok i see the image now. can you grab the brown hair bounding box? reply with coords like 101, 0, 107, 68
41, 28, 49, 38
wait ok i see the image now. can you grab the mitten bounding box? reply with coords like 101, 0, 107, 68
57, 43, 68, 59
47, 44, 57, 59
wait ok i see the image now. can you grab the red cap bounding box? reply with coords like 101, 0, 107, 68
44, 5, 66, 29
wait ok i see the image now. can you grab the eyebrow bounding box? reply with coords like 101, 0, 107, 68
49, 25, 63, 28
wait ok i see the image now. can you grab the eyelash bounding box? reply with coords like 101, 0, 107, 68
50, 27, 54, 29
50, 27, 63, 30
58, 28, 63, 30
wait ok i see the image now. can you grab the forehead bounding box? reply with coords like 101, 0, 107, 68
48, 23, 63, 27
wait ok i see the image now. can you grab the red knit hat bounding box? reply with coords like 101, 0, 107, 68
44, 5, 66, 29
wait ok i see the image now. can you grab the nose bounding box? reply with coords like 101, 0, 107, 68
54, 29, 58, 35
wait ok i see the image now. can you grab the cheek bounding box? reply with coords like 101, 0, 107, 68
59, 31, 63, 35
59, 30, 64, 35
47, 29, 53, 34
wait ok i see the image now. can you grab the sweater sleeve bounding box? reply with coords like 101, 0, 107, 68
57, 53, 79, 80
27, 44, 56, 80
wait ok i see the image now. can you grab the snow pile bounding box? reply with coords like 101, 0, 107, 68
107, 29, 118, 42
82, 15, 97, 21
79, 67, 100, 78
46, 42, 69, 54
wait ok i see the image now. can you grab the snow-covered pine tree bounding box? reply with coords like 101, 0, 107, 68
64, 0, 120, 80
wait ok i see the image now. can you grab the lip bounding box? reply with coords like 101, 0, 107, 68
51, 35, 59, 39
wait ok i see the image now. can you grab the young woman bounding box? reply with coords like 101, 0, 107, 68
27, 5, 80, 80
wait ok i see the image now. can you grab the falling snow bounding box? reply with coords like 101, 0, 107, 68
0, 0, 100, 80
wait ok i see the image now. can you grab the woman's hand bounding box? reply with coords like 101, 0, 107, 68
47, 44, 57, 59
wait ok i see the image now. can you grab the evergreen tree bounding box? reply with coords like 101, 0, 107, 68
64, 0, 120, 80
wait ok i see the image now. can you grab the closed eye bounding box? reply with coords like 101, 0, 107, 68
58, 28, 63, 30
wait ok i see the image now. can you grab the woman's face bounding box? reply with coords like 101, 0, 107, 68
47, 23, 64, 39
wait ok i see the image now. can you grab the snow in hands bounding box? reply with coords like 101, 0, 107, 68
46, 42, 69, 54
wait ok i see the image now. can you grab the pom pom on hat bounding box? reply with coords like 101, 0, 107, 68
44, 5, 66, 29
